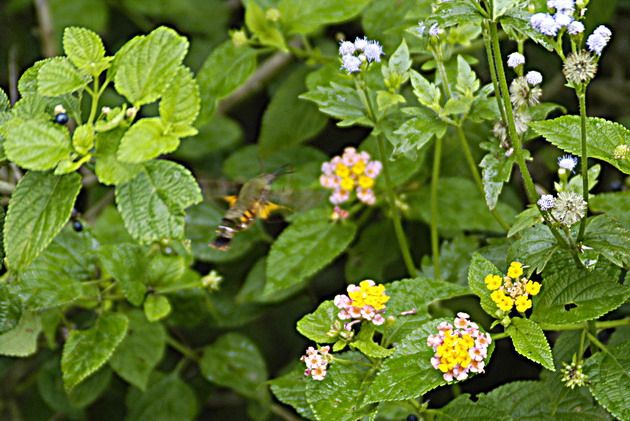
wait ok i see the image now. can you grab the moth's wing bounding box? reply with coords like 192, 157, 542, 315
257, 201, 285, 219
222, 195, 238, 208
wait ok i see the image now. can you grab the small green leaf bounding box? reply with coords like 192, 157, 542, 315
109, 310, 166, 391
143, 295, 171, 322
479, 144, 519, 211
468, 253, 504, 317
300, 82, 371, 127
0, 283, 22, 334
98, 244, 147, 306
391, 110, 447, 157
63, 27, 109, 74
269, 365, 314, 420
410, 70, 441, 107
37, 57, 88, 97
4, 171, 81, 271
95, 128, 143, 186
352, 324, 394, 358
455, 55, 479, 95
507, 206, 541, 238
507, 224, 558, 274
583, 214, 630, 267
388, 39, 412, 77
117, 118, 179, 163
280, 0, 371, 34
125, 372, 198, 421
4, 120, 72, 171
245, 1, 287, 51
160, 66, 200, 127
72, 123, 95, 155
493, 0, 524, 19
116, 160, 202, 243
565, 164, 600, 195
296, 301, 337, 344
506, 317, 554, 371
200, 333, 267, 398
62, 312, 128, 391
0, 312, 42, 357
589, 191, 630, 229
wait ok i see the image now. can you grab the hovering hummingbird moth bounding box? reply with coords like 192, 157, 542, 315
210, 165, 294, 250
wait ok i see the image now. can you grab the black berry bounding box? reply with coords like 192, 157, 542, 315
55, 113, 69, 124
406, 416, 418, 421
72, 221, 83, 232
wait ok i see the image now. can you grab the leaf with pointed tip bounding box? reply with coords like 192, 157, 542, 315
507, 317, 554, 371
583, 214, 630, 268
0, 312, 42, 357
296, 301, 338, 344
117, 118, 179, 163
4, 120, 72, 171
160, 66, 200, 127
63, 27, 108, 73
468, 253, 504, 318
0, 283, 22, 334
37, 57, 89, 96
507, 224, 558, 274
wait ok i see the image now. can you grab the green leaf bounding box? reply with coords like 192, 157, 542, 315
114, 27, 189, 106
506, 317, 554, 371
296, 301, 337, 344
479, 144, 519, 211
410, 70, 441, 107
68, 367, 112, 408
507, 224, 558, 274
116, 160, 202, 244
300, 82, 371, 127
420, 236, 480, 285
98, 244, 147, 305
583, 214, 630, 267
143, 295, 171, 322
62, 312, 128, 391
500, 10, 555, 51
95, 128, 143, 185
160, 66, 200, 127
387, 39, 412, 78
269, 365, 314, 420
468, 253, 505, 317
0, 283, 22, 334
200, 333, 267, 398
125, 372, 198, 421
391, 109, 447, 157
345, 220, 401, 283
438, 394, 504, 420
4, 120, 72, 171
352, 324, 395, 358
507, 206, 541, 238
5, 171, 81, 271
530, 116, 630, 174
263, 209, 357, 298
589, 191, 630, 229
0, 312, 42, 357
259, 67, 327, 157
37, 57, 88, 97
245, 1, 287, 50
72, 123, 95, 155
307, 351, 377, 421
493, 0, 525, 19
117, 118, 179, 163
63, 27, 109, 74
532, 254, 629, 324
565, 164, 600, 195
456, 55, 479, 95
280, 0, 370, 34
109, 310, 166, 391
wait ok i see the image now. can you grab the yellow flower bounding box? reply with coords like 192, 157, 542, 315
497, 296, 514, 312
490, 290, 506, 303
340, 177, 355, 191
352, 160, 366, 175
525, 280, 541, 296
507, 261, 523, 278
484, 274, 502, 290
515, 296, 532, 312
358, 175, 375, 189
335, 163, 350, 178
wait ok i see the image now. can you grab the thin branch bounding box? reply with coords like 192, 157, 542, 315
8, 45, 19, 105
33, 0, 58, 58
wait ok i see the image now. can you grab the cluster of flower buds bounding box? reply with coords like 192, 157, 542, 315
334, 280, 389, 327
561, 355, 587, 389
300, 346, 332, 381
427, 313, 492, 382
530, 0, 580, 37
485, 262, 541, 313
538, 190, 587, 226
338, 36, 384, 73
509, 71, 543, 108
320, 147, 382, 206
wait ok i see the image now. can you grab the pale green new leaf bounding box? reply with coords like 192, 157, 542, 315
63, 27, 109, 75
280, 0, 371, 34
62, 312, 128, 391
583, 214, 630, 267
72, 124, 95, 155
507, 206, 541, 238
95, 128, 143, 185
160, 66, 200, 127
115, 160, 202, 243
456, 55, 479, 95
125, 372, 197, 421
4, 120, 72, 171
296, 301, 337, 344
143, 294, 171, 322
4, 171, 81, 271
507, 224, 558, 274
0, 284, 22, 334
468, 253, 504, 317
410, 70, 441, 107
37, 57, 88, 97
114, 27, 189, 106
388, 39, 412, 77
98, 244, 147, 306
245, 1, 287, 51
117, 118, 179, 163
507, 317, 554, 371
0, 312, 42, 357
391, 111, 446, 157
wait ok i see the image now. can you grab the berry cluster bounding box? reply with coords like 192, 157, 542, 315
485, 262, 541, 313
338, 36, 384, 74
334, 280, 389, 327
300, 346, 332, 381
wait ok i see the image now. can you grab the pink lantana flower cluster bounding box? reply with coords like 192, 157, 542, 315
320, 147, 382, 206
427, 313, 492, 382
334, 280, 389, 328
300, 345, 332, 381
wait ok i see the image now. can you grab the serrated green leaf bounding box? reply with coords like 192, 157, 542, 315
280, 0, 371, 34
493, 0, 525, 19
143, 295, 171, 322
410, 70, 441, 107
4, 120, 72, 171
117, 118, 179, 163
269, 365, 315, 420
95, 128, 143, 186
391, 111, 446, 157
583, 214, 630, 268
0, 312, 41, 357
63, 27, 109, 74
500, 10, 555, 51
307, 351, 377, 421
0, 283, 22, 334
589, 191, 630, 229
114, 27, 189, 106
263, 210, 357, 298
438, 394, 505, 420
530, 116, 630, 174
109, 310, 165, 391
200, 333, 267, 398
428, 1, 483, 28
116, 160, 202, 243
5, 171, 81, 271
98, 244, 147, 305
480, 146, 519, 211
507, 224, 558, 274
125, 372, 198, 421
37, 57, 88, 97
68, 366, 112, 408
468, 253, 505, 317
245, 1, 287, 51
160, 66, 200, 127
507, 206, 541, 238
507, 317, 554, 371
72, 123, 95, 155
300, 82, 371, 127
532, 254, 629, 324
62, 312, 128, 391
296, 301, 337, 344
259, 67, 327, 157
0, 87, 9, 111
584, 341, 630, 421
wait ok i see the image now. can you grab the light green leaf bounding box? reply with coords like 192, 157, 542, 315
125, 372, 198, 421
269, 365, 314, 420
200, 333, 267, 398
37, 57, 88, 97
114, 27, 189, 106
0, 312, 42, 357
410, 70, 441, 107
388, 39, 412, 78
98, 244, 147, 306
589, 191, 630, 229
468, 253, 505, 317
493, 0, 525, 19
143, 295, 171, 322
565, 164, 600, 195
479, 144, 520, 211
352, 324, 395, 358
296, 301, 337, 344
109, 310, 166, 391
116, 160, 202, 243
263, 209, 357, 298
280, 0, 371, 34
507, 224, 558, 274
0, 283, 22, 334
506, 317, 554, 371
307, 351, 377, 421
507, 206, 541, 238
63, 27, 109, 74
456, 55, 479, 95
583, 214, 630, 268
530, 116, 630, 174
117, 118, 179, 164
72, 123, 95, 155
95, 128, 143, 185
4, 171, 81, 271
245, 1, 287, 51
300, 82, 371, 127
160, 66, 200, 127
62, 312, 128, 391
4, 120, 72, 171
391, 110, 447, 157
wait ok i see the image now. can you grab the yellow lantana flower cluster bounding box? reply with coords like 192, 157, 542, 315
484, 262, 541, 313
334, 280, 389, 326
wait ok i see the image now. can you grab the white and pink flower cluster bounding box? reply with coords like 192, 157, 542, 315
334, 279, 390, 328
300, 346, 332, 381
320, 147, 382, 206
427, 313, 492, 382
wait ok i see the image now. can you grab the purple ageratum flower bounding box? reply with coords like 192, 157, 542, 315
364, 41, 384, 63
587, 33, 607, 55
530, 13, 548, 31
338, 41, 355, 56
507, 52, 525, 68
539, 14, 562, 36
341, 54, 362, 73
554, 12, 573, 27
428, 23, 441, 37
526, 71, 543, 85
558, 154, 578, 172
548, 0, 575, 12
354, 36, 369, 51
537, 194, 556, 211
567, 21, 584, 35
593, 25, 612, 41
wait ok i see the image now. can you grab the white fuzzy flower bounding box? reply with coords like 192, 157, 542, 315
587, 33, 607, 55
548, 0, 575, 12
593, 25, 612, 41
338, 41, 355, 56
558, 154, 578, 172
507, 52, 525, 68
567, 21, 584, 35
354, 36, 369, 51
341, 55, 362, 73
364, 41, 384, 63
537, 194, 556, 210
429, 23, 441, 37
552, 191, 587, 226
530, 13, 548, 31
526, 71, 543, 85
539, 14, 561, 36
554, 12, 573, 27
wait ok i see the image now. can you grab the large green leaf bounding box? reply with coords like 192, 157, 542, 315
506, 317, 554, 371
4, 120, 72, 171
63, 26, 109, 74
438, 394, 504, 420
94, 128, 143, 185
391, 109, 447, 157
530, 116, 630, 174
116, 160, 202, 243
583, 214, 630, 268
117, 118, 179, 163
4, 171, 81, 271
480, 144, 519, 211
0, 312, 42, 357
584, 341, 630, 421
98, 244, 147, 306
37, 57, 88, 96
467, 253, 505, 318
589, 191, 630, 229
109, 310, 166, 391
307, 351, 377, 421
269, 365, 314, 420
125, 372, 198, 421
114, 27, 189, 106
62, 312, 129, 391
0, 283, 22, 334
159, 66, 200, 127
296, 301, 338, 344
507, 224, 558, 274
280, 0, 371, 34
263, 209, 357, 298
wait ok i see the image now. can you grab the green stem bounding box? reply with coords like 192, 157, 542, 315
87, 76, 100, 126
577, 91, 588, 241
578, 323, 587, 358
332, 357, 373, 367
154, 281, 202, 295
585, 332, 610, 355
491, 332, 509, 340
430, 136, 442, 280
483, 24, 507, 124
538, 318, 630, 331
166, 335, 200, 362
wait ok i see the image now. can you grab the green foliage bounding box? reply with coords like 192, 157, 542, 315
468, 253, 505, 317
0, 312, 42, 357
296, 301, 338, 344
125, 372, 198, 421
4, 120, 73, 170
507, 317, 554, 371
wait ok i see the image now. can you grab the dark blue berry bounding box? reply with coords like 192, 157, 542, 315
72, 221, 83, 232
610, 180, 623, 191
406, 415, 418, 421
161, 246, 177, 256
55, 113, 69, 124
